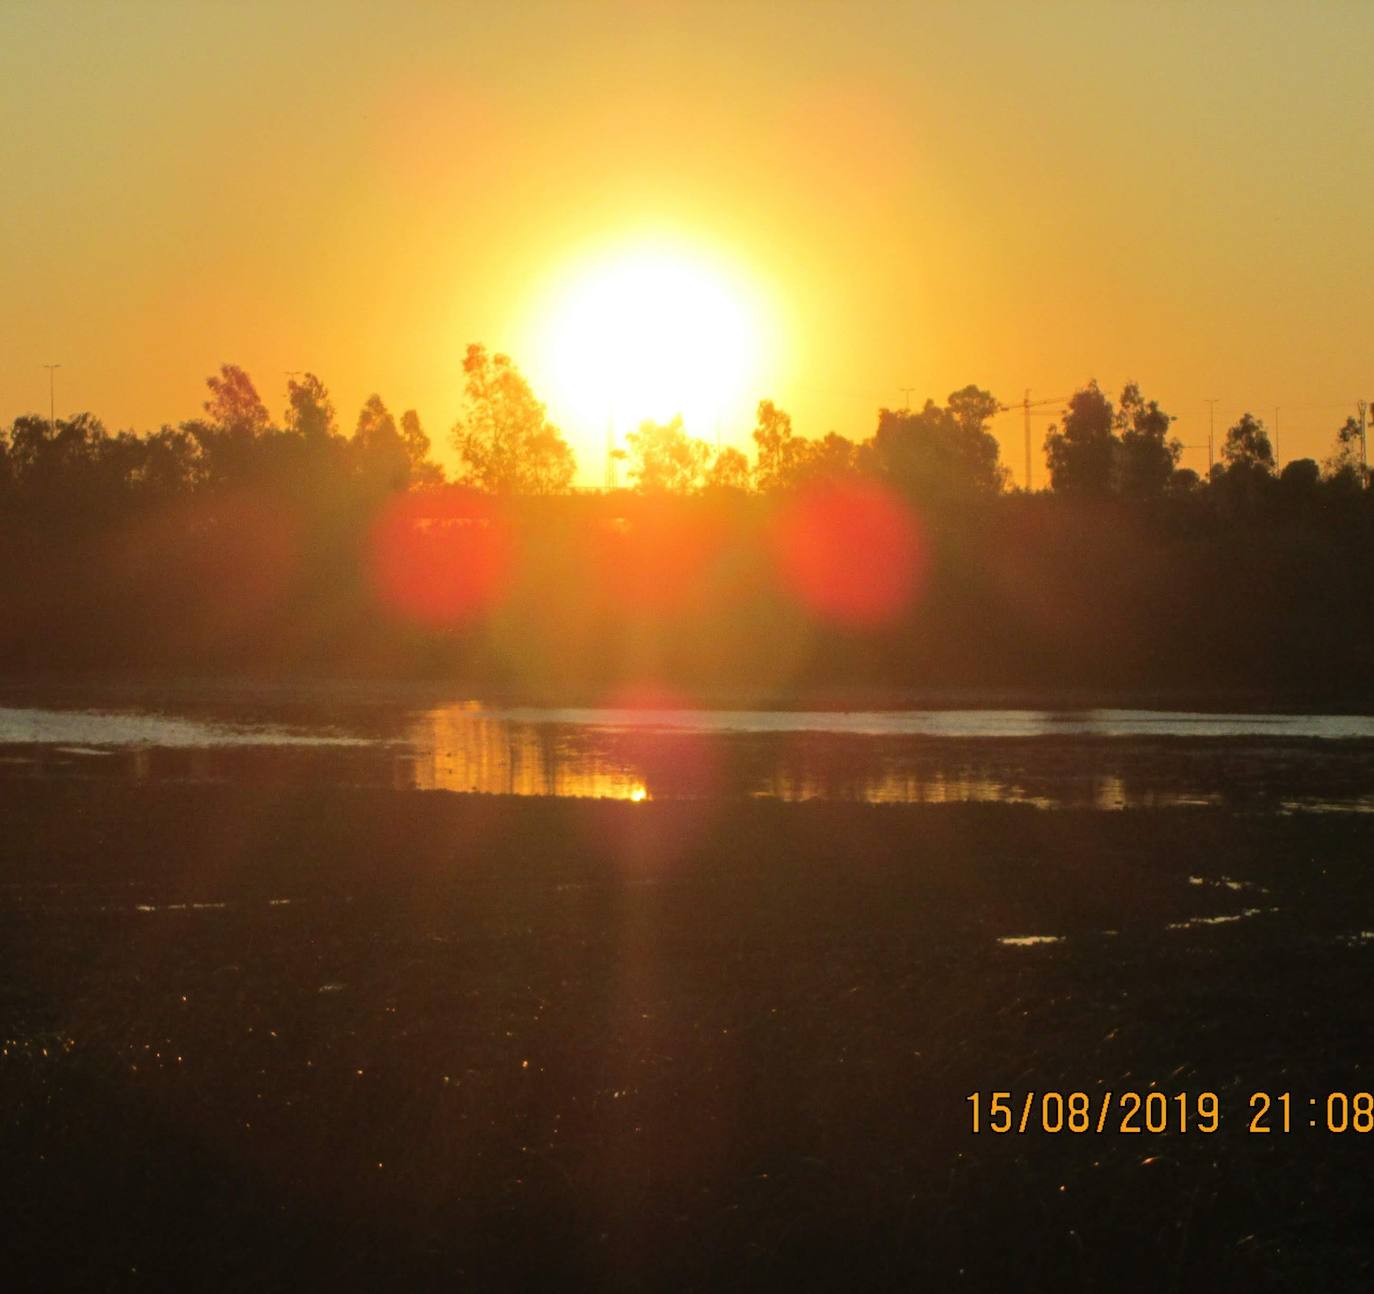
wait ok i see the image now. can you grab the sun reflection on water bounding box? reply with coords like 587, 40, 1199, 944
402, 707, 650, 800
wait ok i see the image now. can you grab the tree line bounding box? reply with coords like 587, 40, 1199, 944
1, 346, 1370, 697
3, 348, 1366, 512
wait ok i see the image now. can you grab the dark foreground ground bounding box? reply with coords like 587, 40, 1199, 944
3, 781, 1374, 1290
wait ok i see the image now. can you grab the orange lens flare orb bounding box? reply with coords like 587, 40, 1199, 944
368, 488, 514, 626
770, 479, 926, 627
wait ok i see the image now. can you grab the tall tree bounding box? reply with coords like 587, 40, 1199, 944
1221, 412, 1274, 472
285, 373, 338, 443
352, 394, 411, 491
1324, 415, 1365, 485
804, 431, 862, 482
1114, 381, 1179, 499
1044, 381, 1116, 496
752, 400, 810, 492
451, 344, 576, 494
705, 446, 751, 492
192, 364, 272, 486
204, 364, 270, 438
947, 385, 1001, 444
870, 386, 1005, 501
400, 409, 444, 485
626, 416, 712, 493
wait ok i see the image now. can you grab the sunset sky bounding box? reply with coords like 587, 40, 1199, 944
2, 0, 1371, 483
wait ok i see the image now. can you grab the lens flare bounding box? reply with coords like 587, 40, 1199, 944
368, 488, 513, 626
770, 479, 926, 627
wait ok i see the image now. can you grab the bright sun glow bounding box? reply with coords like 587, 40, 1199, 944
527, 239, 770, 454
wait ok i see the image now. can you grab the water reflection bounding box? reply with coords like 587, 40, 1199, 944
403, 708, 648, 801
2, 700, 1374, 812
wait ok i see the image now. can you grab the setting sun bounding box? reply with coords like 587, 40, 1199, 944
526, 239, 771, 456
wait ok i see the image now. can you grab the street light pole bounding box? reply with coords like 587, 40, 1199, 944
43, 363, 61, 431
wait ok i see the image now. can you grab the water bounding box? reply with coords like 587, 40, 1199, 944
1, 698, 1372, 811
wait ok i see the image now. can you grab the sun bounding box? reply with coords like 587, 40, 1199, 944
526, 237, 770, 455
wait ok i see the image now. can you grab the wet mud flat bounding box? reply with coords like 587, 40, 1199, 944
3, 782, 1374, 1290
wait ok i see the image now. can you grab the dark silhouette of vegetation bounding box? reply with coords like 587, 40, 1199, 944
0, 352, 1370, 700
1114, 382, 1180, 499
869, 387, 1004, 501
451, 344, 576, 494
1044, 381, 1118, 497
626, 416, 713, 493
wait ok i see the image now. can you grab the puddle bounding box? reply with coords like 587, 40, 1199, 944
1166, 907, 1272, 931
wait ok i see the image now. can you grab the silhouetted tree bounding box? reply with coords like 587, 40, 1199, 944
400, 409, 444, 485
947, 385, 1001, 444
1044, 382, 1115, 496
1277, 457, 1322, 511
352, 394, 411, 491
752, 400, 810, 491
6, 411, 107, 481
285, 373, 338, 443
1324, 415, 1365, 487
1167, 467, 1202, 495
1221, 412, 1274, 472
870, 387, 1004, 501
802, 432, 862, 482
204, 364, 270, 437
451, 344, 575, 494
136, 426, 203, 495
191, 365, 272, 486
626, 416, 712, 493
705, 446, 751, 492
1210, 412, 1276, 518
1114, 382, 1179, 499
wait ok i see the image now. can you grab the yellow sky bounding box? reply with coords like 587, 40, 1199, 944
2, 0, 1371, 483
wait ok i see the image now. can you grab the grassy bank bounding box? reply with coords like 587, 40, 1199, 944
3, 783, 1374, 1289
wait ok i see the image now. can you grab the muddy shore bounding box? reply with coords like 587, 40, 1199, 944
4, 783, 1374, 1289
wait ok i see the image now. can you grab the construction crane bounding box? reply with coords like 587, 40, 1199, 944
994, 390, 1070, 492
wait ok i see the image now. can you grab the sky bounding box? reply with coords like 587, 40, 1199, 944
2, 0, 1371, 483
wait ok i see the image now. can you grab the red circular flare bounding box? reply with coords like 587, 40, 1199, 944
770, 479, 926, 627
368, 488, 513, 626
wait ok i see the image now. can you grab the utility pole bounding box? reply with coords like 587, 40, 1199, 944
43, 363, 61, 431
1023, 389, 1032, 493
604, 415, 616, 492
1359, 399, 1368, 488
898, 386, 917, 411
1204, 399, 1219, 475
1273, 406, 1279, 467
993, 391, 1067, 491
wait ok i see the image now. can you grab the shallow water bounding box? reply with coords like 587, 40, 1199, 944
2, 698, 1372, 811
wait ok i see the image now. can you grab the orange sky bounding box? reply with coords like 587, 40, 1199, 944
2, 0, 1371, 483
